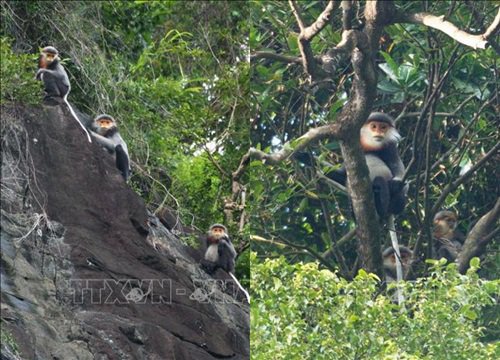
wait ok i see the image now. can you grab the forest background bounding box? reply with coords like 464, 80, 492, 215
1, 1, 499, 359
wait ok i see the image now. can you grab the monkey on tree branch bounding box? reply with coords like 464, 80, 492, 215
236, 1, 498, 276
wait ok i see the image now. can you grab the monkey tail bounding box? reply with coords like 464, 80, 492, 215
228, 272, 250, 304
388, 215, 405, 307
63, 95, 92, 143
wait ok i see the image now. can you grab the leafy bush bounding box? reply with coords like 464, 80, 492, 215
0, 38, 41, 104
251, 254, 499, 359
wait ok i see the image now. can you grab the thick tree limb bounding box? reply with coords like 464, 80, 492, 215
341, 1, 354, 30
457, 198, 500, 273
401, 9, 500, 51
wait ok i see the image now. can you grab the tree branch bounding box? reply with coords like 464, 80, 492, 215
250, 234, 337, 273
289, 1, 339, 79
232, 124, 337, 180
303, 1, 340, 41
483, 7, 500, 40
401, 10, 500, 51
431, 142, 500, 214
341, 0, 354, 30
457, 198, 500, 273
250, 51, 302, 64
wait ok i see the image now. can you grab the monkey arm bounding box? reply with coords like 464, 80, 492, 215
89, 131, 117, 152
386, 147, 405, 180
36, 68, 63, 80
219, 238, 237, 258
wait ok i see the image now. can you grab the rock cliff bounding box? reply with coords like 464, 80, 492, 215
1, 104, 250, 359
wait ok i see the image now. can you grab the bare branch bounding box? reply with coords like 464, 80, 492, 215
250, 51, 302, 64
341, 1, 354, 30
251, 234, 337, 273
289, 1, 340, 79
483, 8, 500, 40
289, 0, 306, 31
322, 228, 356, 259
432, 142, 500, 214
457, 198, 500, 273
303, 1, 340, 41
232, 124, 337, 180
402, 11, 499, 50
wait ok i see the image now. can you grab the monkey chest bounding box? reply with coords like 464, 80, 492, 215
204, 244, 219, 263
365, 154, 393, 180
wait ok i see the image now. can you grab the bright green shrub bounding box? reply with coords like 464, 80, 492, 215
251, 254, 499, 359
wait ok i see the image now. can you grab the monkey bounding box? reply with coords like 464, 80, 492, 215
35, 46, 92, 142
328, 112, 407, 218
382, 245, 414, 283
200, 224, 250, 303
433, 210, 465, 262
90, 114, 131, 181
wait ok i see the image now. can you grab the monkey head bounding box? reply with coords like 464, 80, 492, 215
39, 46, 60, 69
382, 246, 413, 271
433, 210, 458, 239
207, 224, 228, 244
360, 112, 401, 152
93, 114, 117, 136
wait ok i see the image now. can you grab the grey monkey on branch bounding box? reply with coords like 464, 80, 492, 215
328, 112, 407, 218
35, 46, 92, 143
90, 114, 131, 181
433, 210, 465, 262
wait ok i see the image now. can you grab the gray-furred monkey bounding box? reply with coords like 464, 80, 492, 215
90, 114, 130, 181
201, 224, 237, 274
382, 245, 413, 283
36, 46, 92, 142
201, 224, 250, 303
328, 112, 407, 218
433, 210, 465, 261
36, 46, 70, 102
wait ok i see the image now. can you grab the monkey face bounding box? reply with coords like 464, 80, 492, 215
40, 51, 58, 66
433, 212, 457, 238
360, 121, 401, 152
368, 121, 389, 139
97, 119, 114, 129
208, 226, 226, 244
383, 248, 413, 270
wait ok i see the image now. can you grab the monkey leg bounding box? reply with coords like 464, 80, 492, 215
388, 179, 406, 215
200, 259, 217, 275
115, 145, 130, 181
326, 167, 347, 186
372, 176, 390, 218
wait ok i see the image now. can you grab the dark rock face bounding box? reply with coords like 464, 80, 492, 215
1, 104, 249, 359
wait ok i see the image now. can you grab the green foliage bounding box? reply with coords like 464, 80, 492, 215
0, 38, 41, 104
171, 154, 222, 230
251, 254, 499, 359
0, 321, 19, 356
